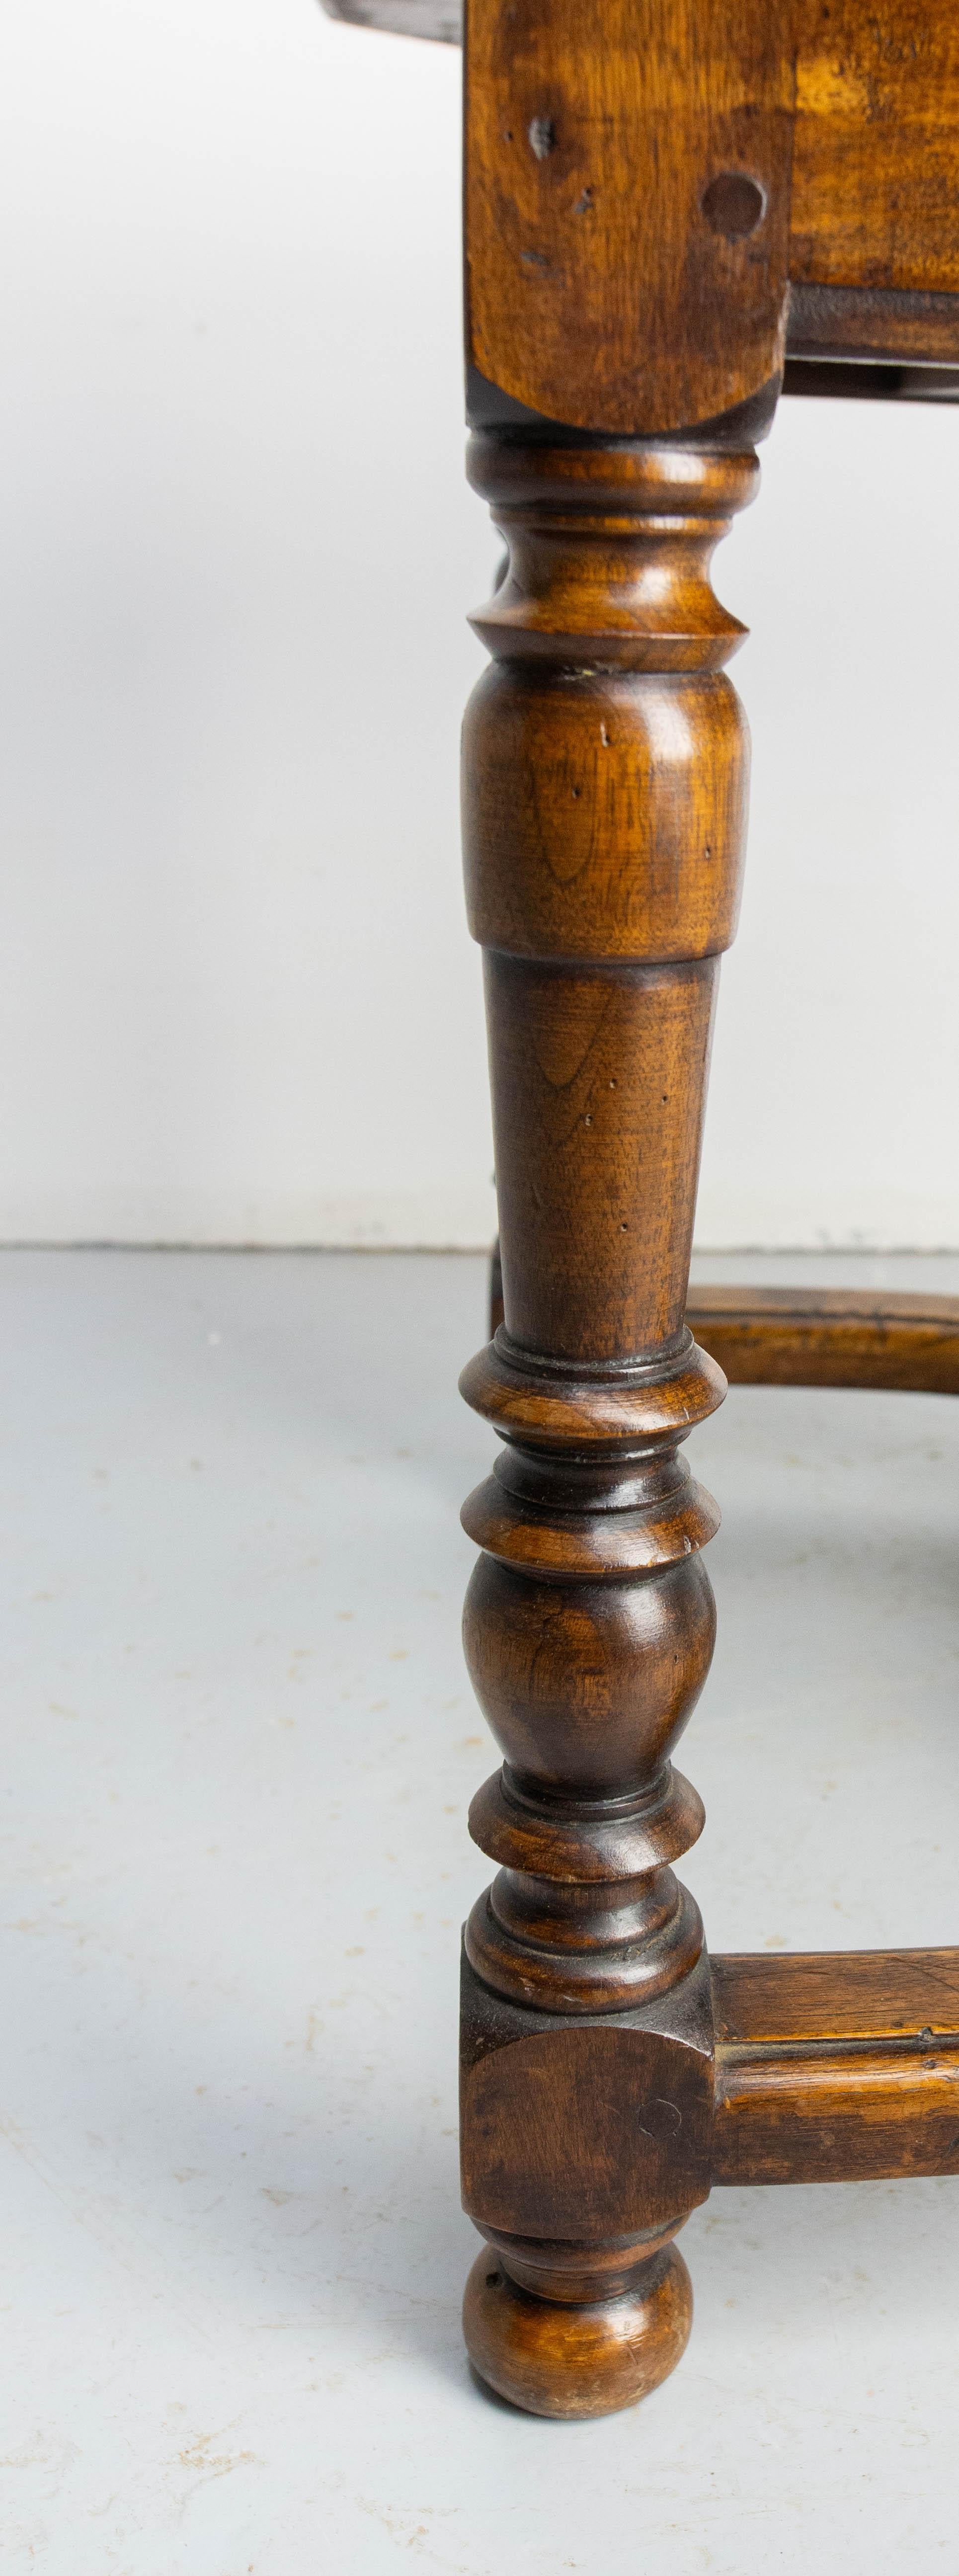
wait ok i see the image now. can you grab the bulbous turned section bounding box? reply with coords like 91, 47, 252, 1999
463, 1554, 716, 1796
464, 2241, 693, 2420
461, 1537, 714, 2007
464, 665, 748, 969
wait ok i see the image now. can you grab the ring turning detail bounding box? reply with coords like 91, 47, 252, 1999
455, 425, 959, 2418
457, 436, 754, 2416
438, 0, 959, 2423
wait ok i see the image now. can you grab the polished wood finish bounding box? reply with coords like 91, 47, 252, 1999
458, 433, 757, 2415
492, 1272, 959, 1395
790, 3, 959, 298
465, 0, 794, 437
713, 1951, 959, 2184
320, 0, 959, 2424
687, 1286, 959, 1394
326, 0, 959, 402
463, 0, 959, 430
452, 0, 959, 2423
463, 2240, 692, 2418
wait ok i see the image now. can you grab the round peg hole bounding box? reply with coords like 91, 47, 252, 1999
701, 172, 766, 239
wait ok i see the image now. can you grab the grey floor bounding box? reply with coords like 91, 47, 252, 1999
2, 1249, 958, 2573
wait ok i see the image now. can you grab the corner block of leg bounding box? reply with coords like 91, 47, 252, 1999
460, 1950, 713, 2416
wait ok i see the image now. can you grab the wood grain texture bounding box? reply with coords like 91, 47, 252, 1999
714, 1948, 959, 2043
328, 0, 959, 408
463, 0, 959, 433
458, 436, 758, 2413
461, 1958, 716, 2224
450, 0, 959, 2421
713, 1952, 959, 2184
489, 1276, 959, 1393
687, 1286, 959, 1394
464, 0, 794, 436
463, 2240, 692, 2418
791, 0, 959, 295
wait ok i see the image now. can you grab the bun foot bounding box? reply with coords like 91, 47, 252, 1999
463, 2243, 693, 2420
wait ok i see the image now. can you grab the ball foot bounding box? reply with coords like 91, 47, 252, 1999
463, 2242, 692, 2420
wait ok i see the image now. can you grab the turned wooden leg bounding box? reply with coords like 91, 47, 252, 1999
456, 434, 757, 2417
318, 0, 959, 2426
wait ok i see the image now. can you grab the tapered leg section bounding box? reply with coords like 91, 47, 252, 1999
457, 435, 757, 2417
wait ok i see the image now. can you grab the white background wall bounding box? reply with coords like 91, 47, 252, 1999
1, 0, 958, 1249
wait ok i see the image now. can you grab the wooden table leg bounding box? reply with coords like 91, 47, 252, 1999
456, 433, 757, 2417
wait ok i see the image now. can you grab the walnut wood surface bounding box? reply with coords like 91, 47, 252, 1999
714, 1948, 959, 2042
369, 0, 959, 2427
320, 0, 959, 2432
465, 0, 794, 437
790, 2, 959, 297
463, 2241, 693, 2418
712, 1951, 959, 2185
492, 1273, 959, 1395
462, 0, 959, 435
323, 0, 959, 405
687, 1286, 959, 1394
457, 434, 762, 2415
